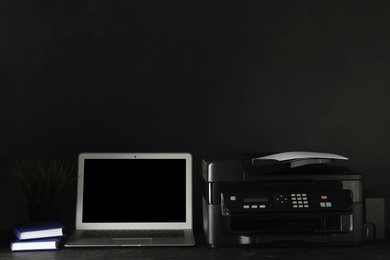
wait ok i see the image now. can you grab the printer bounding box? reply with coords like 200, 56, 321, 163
202, 152, 384, 247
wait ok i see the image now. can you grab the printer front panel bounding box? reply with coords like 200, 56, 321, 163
203, 179, 364, 246
221, 190, 353, 216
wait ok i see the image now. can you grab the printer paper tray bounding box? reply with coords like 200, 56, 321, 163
229, 214, 352, 234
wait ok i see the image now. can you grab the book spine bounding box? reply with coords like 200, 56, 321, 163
13, 227, 22, 240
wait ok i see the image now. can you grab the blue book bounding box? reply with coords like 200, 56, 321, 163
10, 237, 61, 251
14, 220, 64, 240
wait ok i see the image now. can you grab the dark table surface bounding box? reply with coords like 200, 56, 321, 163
1, 230, 389, 260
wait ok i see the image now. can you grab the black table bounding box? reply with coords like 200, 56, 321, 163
1, 231, 389, 259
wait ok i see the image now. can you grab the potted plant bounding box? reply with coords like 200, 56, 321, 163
10, 154, 77, 221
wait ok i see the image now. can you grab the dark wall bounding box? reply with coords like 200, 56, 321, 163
1, 0, 390, 232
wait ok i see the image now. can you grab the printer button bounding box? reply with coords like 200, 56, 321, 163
320, 202, 326, 207
230, 196, 236, 201
251, 205, 258, 209
243, 205, 250, 209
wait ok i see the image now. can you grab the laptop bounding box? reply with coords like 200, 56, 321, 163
65, 152, 195, 247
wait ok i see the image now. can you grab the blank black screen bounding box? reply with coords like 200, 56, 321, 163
82, 158, 186, 223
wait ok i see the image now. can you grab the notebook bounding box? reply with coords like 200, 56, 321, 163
65, 152, 195, 247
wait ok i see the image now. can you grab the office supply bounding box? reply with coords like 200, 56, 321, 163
10, 237, 60, 251
65, 152, 195, 247
364, 191, 386, 240
202, 152, 380, 247
14, 220, 64, 240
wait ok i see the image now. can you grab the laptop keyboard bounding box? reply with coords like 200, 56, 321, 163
81, 230, 185, 239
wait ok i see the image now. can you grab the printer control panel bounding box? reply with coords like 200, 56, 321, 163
221, 190, 352, 216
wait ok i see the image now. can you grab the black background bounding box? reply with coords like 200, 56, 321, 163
1, 0, 390, 235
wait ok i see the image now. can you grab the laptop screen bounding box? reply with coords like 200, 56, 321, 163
78, 154, 189, 225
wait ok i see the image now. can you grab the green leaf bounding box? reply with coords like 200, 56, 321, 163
9, 153, 77, 208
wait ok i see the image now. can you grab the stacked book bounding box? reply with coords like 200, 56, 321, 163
10, 220, 64, 252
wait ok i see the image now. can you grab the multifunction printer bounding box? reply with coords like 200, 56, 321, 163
202, 152, 383, 247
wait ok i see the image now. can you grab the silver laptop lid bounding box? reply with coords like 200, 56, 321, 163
76, 153, 192, 230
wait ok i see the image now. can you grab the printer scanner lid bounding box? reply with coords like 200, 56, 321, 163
203, 151, 361, 182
